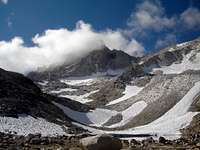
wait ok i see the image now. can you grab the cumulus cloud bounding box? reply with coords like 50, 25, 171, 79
127, 1, 176, 35
1, 0, 8, 4
180, 7, 200, 29
0, 21, 144, 74
153, 6, 200, 49
124, 1, 200, 50
99, 29, 144, 56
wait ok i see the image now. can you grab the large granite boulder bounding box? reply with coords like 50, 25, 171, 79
80, 134, 122, 150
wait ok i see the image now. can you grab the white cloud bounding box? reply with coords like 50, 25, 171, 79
1, 0, 8, 4
125, 1, 200, 50
127, 1, 176, 34
0, 21, 144, 74
155, 34, 177, 49
180, 7, 200, 29
99, 29, 144, 56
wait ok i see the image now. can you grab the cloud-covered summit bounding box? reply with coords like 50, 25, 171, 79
0, 21, 144, 74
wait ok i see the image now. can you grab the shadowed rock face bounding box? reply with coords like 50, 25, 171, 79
28, 47, 138, 81
0, 68, 91, 129
0, 68, 42, 116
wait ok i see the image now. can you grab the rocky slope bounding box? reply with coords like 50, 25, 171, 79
2, 132, 200, 150
94, 38, 200, 107
0, 37, 200, 149
0, 68, 93, 136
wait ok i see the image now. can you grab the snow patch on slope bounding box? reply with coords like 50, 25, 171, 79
50, 88, 77, 94
107, 101, 147, 128
152, 49, 200, 74
168, 41, 190, 52
0, 115, 66, 136
60, 73, 106, 86
59, 90, 99, 103
53, 102, 118, 127
61, 77, 97, 86
60, 70, 123, 86
107, 85, 144, 106
37, 80, 48, 86
176, 41, 190, 48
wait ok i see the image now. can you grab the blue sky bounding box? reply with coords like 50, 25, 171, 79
0, 0, 200, 51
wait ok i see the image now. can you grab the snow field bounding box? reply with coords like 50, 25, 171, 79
0, 115, 66, 136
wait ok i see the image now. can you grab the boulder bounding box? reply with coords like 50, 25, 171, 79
159, 136, 167, 144
80, 134, 122, 150
130, 139, 140, 145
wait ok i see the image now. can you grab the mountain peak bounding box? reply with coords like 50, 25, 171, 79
28, 47, 138, 81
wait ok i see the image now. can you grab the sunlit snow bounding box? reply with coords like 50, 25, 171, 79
73, 81, 200, 140
59, 90, 99, 103
107, 85, 144, 105
50, 88, 77, 94
0, 115, 66, 136
153, 48, 200, 74
53, 102, 118, 127
107, 101, 147, 128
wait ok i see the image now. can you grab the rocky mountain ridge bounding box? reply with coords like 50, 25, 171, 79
28, 46, 138, 81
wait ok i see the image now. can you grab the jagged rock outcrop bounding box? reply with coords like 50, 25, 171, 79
67, 47, 137, 76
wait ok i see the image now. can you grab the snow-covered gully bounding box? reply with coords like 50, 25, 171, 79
71, 81, 200, 140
